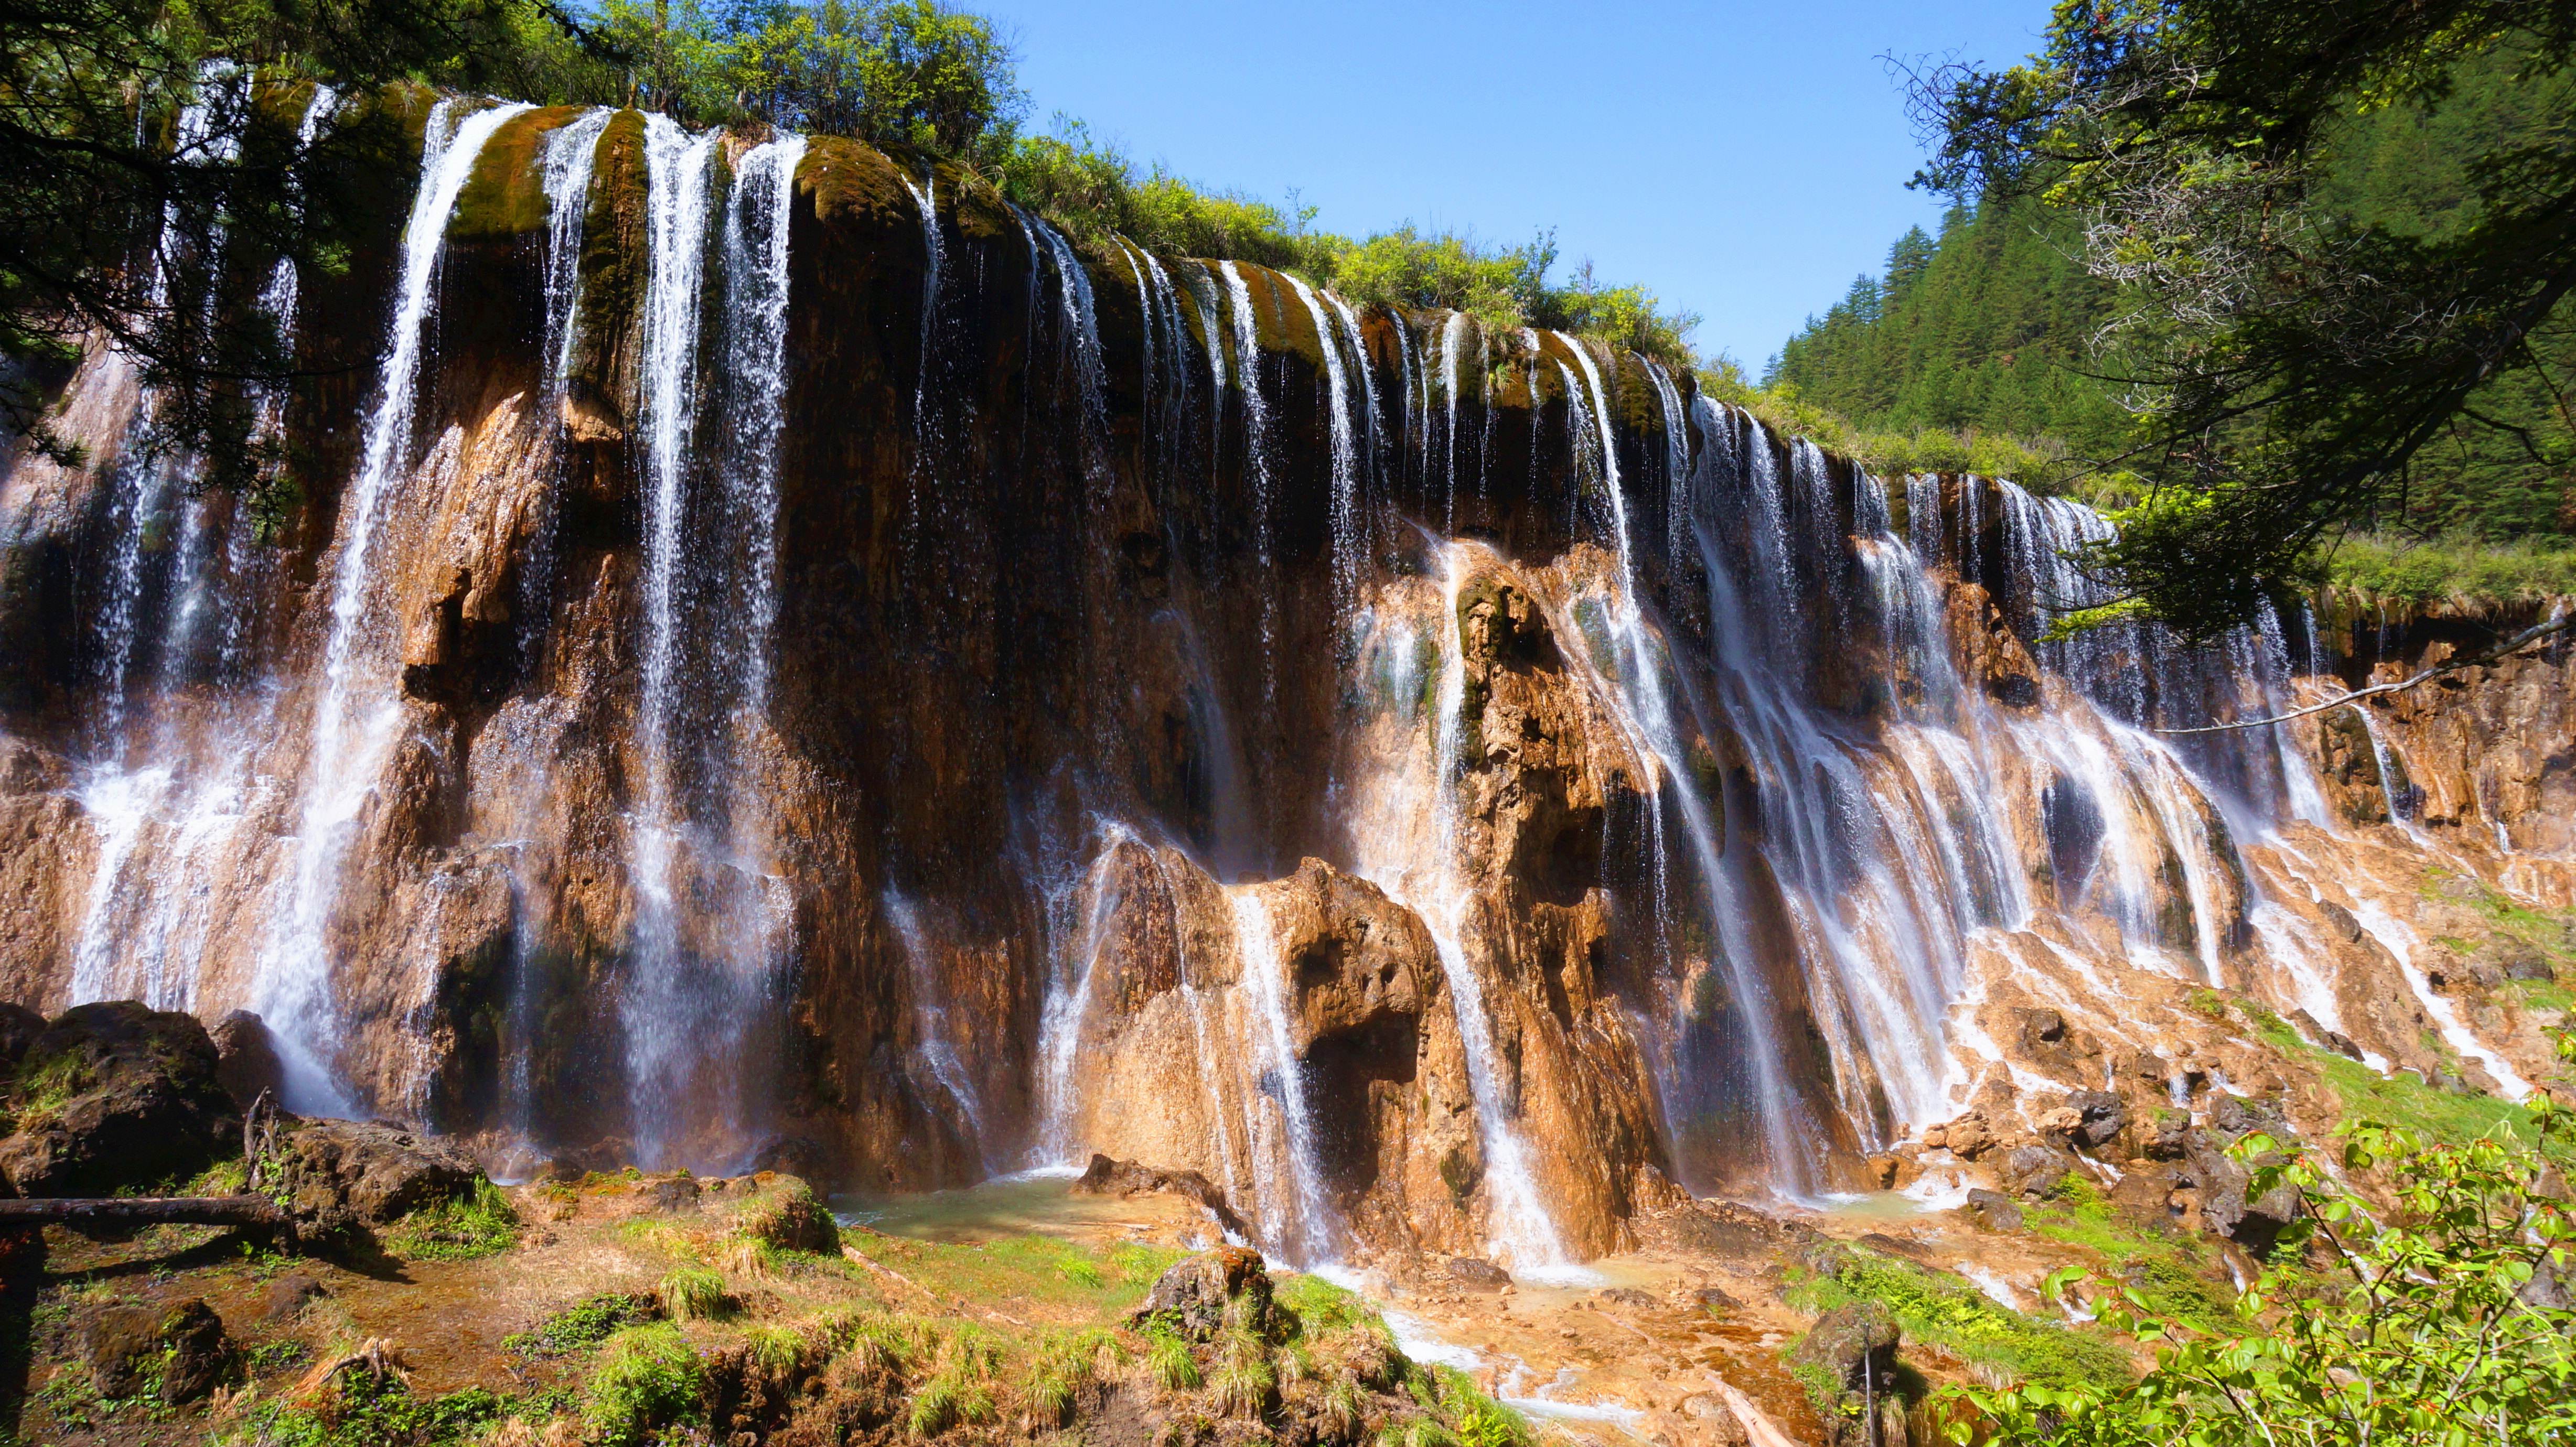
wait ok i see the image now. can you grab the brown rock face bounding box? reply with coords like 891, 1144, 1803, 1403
3, 98, 2572, 1276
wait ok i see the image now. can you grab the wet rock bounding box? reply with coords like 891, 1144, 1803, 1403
642, 1174, 702, 1214
2182, 1132, 2299, 1252
1934, 1111, 1997, 1161
2000, 1144, 2079, 1199
156, 1298, 235, 1402
2060, 1090, 2129, 1149
269, 1119, 480, 1228
1595, 1286, 1656, 1309
1071, 1154, 1254, 1242
1962, 1188, 2023, 1232
262, 1272, 328, 1323
1445, 1256, 1511, 1291
0, 1001, 239, 1197
210, 1010, 286, 1109
0, 1004, 40, 1073
1790, 1300, 1900, 1395
1862, 1151, 1920, 1190
2141, 1109, 2192, 1160
2497, 938, 2556, 983
1690, 1284, 1743, 1313
751, 1136, 828, 1181
2209, 1095, 2287, 1142
1131, 1246, 1276, 1342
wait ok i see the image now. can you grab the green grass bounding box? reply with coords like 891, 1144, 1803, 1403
860, 1232, 1178, 1313
581, 1323, 706, 1447
505, 1292, 656, 1356
382, 1178, 520, 1261
2023, 1178, 2236, 1335
2325, 534, 2576, 605
216, 1374, 514, 1446
2244, 1011, 2535, 1148
657, 1266, 728, 1322
1786, 1244, 2132, 1391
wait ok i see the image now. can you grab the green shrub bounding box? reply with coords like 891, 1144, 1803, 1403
1958, 1107, 2576, 1444
382, 1178, 520, 1261
2326, 533, 2576, 604
582, 1323, 706, 1447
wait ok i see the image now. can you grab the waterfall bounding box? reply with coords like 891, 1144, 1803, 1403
1227, 886, 1336, 1264
1279, 275, 1359, 608
620, 120, 802, 1169
886, 889, 992, 1160
1349, 540, 1572, 1271
257, 98, 532, 1113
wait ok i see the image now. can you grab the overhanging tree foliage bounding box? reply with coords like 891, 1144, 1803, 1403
1915, 0, 2576, 639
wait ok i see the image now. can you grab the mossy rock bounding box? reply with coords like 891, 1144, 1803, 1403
564, 109, 648, 437
448, 105, 593, 243
801, 134, 913, 234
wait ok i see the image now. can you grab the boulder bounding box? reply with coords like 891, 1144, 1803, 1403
269, 1119, 480, 1228
1937, 1111, 1997, 1161
2060, 1090, 2129, 1149
1445, 1257, 1512, 1291
261, 1272, 328, 1323
2000, 1144, 2079, 1199
726, 1175, 840, 1254
155, 1298, 235, 1402
209, 1010, 286, 1109
2182, 1132, 2300, 1252
1791, 1300, 1899, 1394
0, 1001, 240, 1197
1962, 1188, 2024, 1232
0, 1004, 41, 1072
1071, 1154, 1254, 1241
1130, 1246, 1276, 1342
76, 1303, 162, 1398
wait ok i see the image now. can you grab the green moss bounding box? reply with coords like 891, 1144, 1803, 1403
1786, 1245, 2131, 1391
218, 1374, 512, 1446
447, 106, 586, 243
2024, 1182, 2234, 1336
563, 108, 647, 419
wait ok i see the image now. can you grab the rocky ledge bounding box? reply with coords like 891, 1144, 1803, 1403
4, 990, 2562, 1447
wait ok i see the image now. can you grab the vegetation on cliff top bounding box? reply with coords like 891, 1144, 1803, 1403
1892, 1, 2576, 637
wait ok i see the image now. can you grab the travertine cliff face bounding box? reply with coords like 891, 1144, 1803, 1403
2, 90, 2569, 1271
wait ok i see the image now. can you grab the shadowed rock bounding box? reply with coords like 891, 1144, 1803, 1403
0, 1001, 239, 1197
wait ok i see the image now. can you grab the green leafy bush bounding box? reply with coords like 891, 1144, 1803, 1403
1788, 1243, 2130, 1391
1955, 1103, 2576, 1445
505, 1292, 657, 1356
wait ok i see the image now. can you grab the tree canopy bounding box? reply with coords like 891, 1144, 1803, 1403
1909, 0, 2576, 637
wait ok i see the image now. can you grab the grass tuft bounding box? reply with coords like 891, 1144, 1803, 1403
382, 1178, 520, 1261
581, 1323, 706, 1447
657, 1266, 729, 1322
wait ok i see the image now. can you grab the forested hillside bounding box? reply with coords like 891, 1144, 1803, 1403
1771, 44, 2576, 552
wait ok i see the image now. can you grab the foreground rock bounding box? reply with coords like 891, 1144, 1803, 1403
0, 1001, 239, 1197
269, 1119, 481, 1228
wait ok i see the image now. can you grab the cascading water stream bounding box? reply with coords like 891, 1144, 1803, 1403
258, 98, 531, 1113
1279, 274, 1360, 609
1227, 886, 1336, 1264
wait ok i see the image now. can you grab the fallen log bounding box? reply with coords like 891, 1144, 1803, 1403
0, 1194, 287, 1228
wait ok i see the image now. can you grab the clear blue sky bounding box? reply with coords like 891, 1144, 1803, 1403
983, 0, 2049, 370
